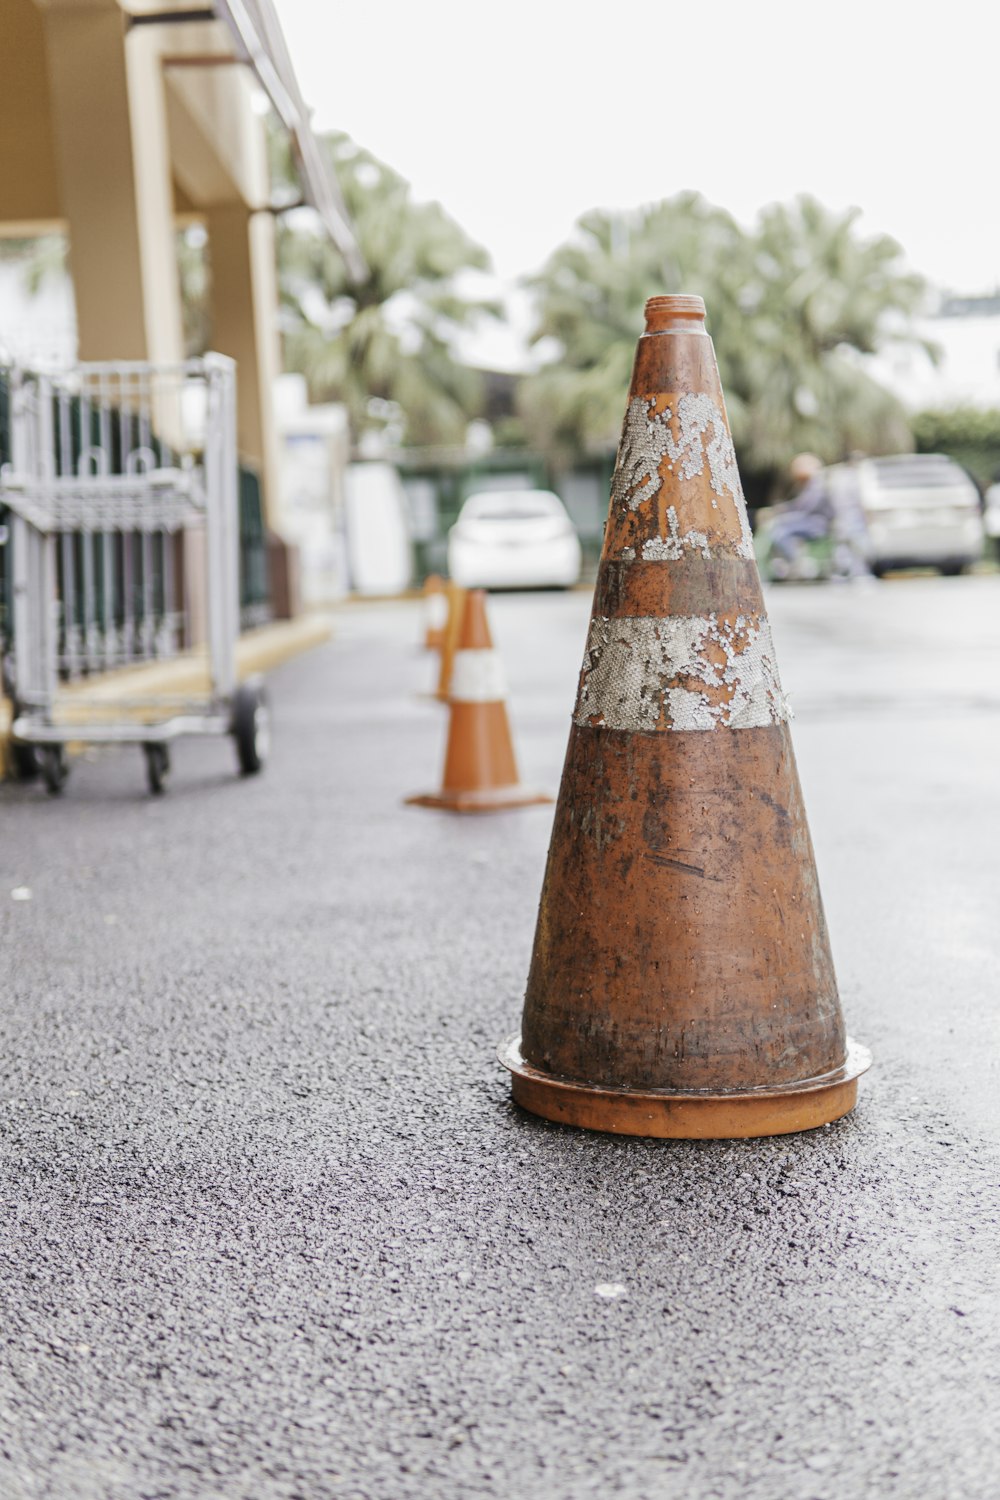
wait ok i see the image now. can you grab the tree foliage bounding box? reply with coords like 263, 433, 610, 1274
519, 194, 746, 459
2, 162, 943, 490
274, 131, 500, 447
0, 229, 211, 359
520, 194, 929, 493
1, 129, 496, 449
0, 234, 69, 294
912, 406, 1000, 488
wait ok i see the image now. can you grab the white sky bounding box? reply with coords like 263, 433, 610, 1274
276, 0, 998, 362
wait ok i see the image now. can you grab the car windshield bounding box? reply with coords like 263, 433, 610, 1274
870, 458, 970, 490
460, 492, 564, 522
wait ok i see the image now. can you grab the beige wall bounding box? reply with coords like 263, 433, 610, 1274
165, 37, 270, 211
0, 0, 62, 228
0, 0, 286, 525
207, 203, 283, 512
42, 3, 184, 363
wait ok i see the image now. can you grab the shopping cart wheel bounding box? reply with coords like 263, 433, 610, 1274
143, 742, 170, 795
231, 681, 270, 775
39, 745, 68, 796
11, 740, 40, 781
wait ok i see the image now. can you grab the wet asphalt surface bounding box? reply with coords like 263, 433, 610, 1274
1, 576, 999, 1500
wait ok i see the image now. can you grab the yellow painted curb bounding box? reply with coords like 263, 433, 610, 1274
0, 694, 11, 781
0, 614, 333, 779
235, 614, 333, 679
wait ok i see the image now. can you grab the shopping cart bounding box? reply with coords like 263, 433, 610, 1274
0, 354, 269, 794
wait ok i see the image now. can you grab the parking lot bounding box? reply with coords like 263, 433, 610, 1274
1, 575, 999, 1500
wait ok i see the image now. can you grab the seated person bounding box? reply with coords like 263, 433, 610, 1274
769, 453, 832, 562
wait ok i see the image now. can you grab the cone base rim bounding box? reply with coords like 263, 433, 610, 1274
406, 787, 553, 814
498, 1036, 871, 1139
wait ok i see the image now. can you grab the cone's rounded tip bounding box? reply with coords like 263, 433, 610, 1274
644, 294, 706, 331
498, 1036, 871, 1140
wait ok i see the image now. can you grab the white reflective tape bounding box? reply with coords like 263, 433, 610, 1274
450, 649, 508, 703
610, 393, 755, 559
426, 593, 449, 628
573, 614, 788, 732
640, 506, 711, 561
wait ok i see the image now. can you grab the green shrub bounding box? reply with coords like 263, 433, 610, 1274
912, 407, 1000, 489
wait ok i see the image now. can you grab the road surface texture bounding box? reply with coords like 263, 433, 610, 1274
2, 575, 999, 1500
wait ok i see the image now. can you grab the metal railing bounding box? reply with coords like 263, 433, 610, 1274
0, 361, 271, 685
3, 358, 233, 705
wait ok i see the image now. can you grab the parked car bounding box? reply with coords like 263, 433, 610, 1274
847, 453, 984, 576
984, 474, 1000, 556
756, 453, 985, 581
447, 489, 582, 589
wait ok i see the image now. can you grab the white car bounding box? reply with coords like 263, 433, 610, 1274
447, 489, 582, 589
984, 478, 1000, 546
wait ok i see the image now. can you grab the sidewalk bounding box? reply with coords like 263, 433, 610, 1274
0, 613, 332, 776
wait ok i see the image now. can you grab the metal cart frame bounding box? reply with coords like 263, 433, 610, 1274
1, 354, 268, 793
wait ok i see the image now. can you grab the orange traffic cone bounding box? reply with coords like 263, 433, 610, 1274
408, 589, 552, 813
422, 573, 448, 651
434, 582, 466, 701
499, 294, 869, 1138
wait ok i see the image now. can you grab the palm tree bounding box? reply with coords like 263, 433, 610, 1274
275, 131, 501, 448
724, 196, 927, 469
518, 195, 747, 460
521, 192, 929, 493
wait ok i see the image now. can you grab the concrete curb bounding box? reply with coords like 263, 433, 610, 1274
0, 614, 333, 781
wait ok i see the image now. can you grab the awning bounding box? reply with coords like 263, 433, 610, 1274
212, 0, 366, 281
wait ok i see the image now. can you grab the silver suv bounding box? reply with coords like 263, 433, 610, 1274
831, 453, 984, 577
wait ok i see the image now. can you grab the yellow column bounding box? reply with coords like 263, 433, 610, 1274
206, 203, 283, 527
42, 2, 184, 365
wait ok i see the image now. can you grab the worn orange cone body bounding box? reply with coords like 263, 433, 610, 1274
499, 295, 869, 1138
435, 582, 466, 700
422, 574, 448, 651
408, 590, 552, 813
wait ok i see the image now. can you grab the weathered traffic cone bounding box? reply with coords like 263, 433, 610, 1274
408, 589, 552, 813
499, 294, 869, 1138
435, 582, 467, 701
422, 573, 448, 651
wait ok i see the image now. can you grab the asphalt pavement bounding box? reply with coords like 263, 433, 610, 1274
1, 575, 999, 1500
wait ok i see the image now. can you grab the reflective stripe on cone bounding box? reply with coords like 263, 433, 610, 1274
449, 648, 509, 704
